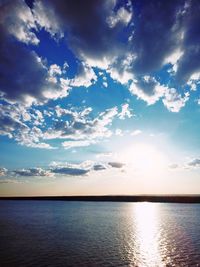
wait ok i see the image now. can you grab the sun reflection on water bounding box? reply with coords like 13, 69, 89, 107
132, 202, 164, 267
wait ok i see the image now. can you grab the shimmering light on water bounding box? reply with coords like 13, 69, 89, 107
0, 201, 200, 266
132, 202, 164, 266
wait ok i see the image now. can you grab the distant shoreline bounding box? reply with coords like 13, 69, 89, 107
0, 195, 200, 203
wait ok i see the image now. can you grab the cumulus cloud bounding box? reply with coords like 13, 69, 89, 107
187, 72, 200, 91
0, 103, 55, 149
169, 158, 200, 170
129, 76, 166, 105
129, 76, 189, 112
1, 0, 200, 112
118, 104, 133, 120
175, 1, 200, 84
162, 89, 189, 112
129, 0, 184, 75
14, 168, 53, 177
93, 164, 107, 171
1, 0, 200, 155
188, 158, 200, 168
0, 33, 68, 105
1, 159, 125, 180
51, 167, 89, 176
107, 6, 132, 28
1, 0, 39, 45
44, 106, 118, 147
0, 101, 119, 149
0, 0, 71, 105
32, 0, 132, 68
66, 62, 97, 88
51, 160, 125, 174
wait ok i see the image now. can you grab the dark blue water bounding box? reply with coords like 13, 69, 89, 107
0, 201, 200, 267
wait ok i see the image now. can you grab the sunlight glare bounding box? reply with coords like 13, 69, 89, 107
132, 203, 164, 266
120, 143, 167, 175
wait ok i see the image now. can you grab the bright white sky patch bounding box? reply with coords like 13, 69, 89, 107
120, 143, 168, 175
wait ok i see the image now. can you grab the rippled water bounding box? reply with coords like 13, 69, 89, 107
0, 201, 200, 266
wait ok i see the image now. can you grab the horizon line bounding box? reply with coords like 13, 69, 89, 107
1, 194, 200, 203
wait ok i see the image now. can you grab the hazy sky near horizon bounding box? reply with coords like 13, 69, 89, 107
1, 0, 200, 196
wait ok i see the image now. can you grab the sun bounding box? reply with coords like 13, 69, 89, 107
120, 142, 167, 175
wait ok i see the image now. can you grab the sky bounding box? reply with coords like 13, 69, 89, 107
0, 0, 200, 196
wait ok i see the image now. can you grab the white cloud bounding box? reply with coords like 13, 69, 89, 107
44, 106, 118, 150
66, 63, 97, 88
14, 168, 54, 177
62, 140, 96, 149
187, 71, 200, 91
103, 81, 108, 87
1, 158, 126, 180
164, 49, 183, 66
49, 64, 62, 77
115, 129, 123, 136
3, 0, 39, 45
107, 7, 132, 28
15, 126, 56, 149
131, 129, 142, 136
129, 77, 166, 105
118, 103, 133, 119
33, 0, 63, 38
162, 88, 189, 112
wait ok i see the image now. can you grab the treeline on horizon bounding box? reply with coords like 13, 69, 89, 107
0, 195, 200, 203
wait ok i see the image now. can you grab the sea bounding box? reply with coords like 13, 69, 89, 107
0, 201, 200, 267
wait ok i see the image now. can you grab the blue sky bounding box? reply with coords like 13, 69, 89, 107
1, 0, 200, 196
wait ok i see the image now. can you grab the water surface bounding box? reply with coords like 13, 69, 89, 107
0, 201, 200, 266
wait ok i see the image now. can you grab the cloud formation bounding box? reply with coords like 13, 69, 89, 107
1, 0, 200, 153
0, 159, 125, 180
14, 168, 53, 177
44, 106, 119, 147
108, 162, 124, 168
33, 0, 132, 68
1, 0, 200, 109
188, 158, 200, 168
32, 0, 200, 99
